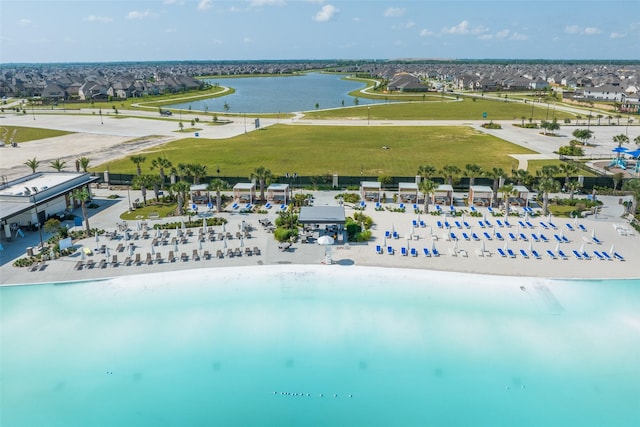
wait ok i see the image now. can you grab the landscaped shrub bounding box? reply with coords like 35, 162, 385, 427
558, 145, 584, 156
335, 193, 360, 204
481, 122, 502, 129
274, 227, 297, 242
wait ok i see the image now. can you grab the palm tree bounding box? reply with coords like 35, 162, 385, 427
150, 156, 172, 189
250, 166, 273, 202
417, 164, 437, 181
78, 157, 91, 172
464, 163, 482, 187
565, 179, 582, 200
49, 158, 66, 172
634, 135, 640, 146
171, 181, 191, 215
513, 169, 534, 187
24, 157, 40, 173
498, 183, 517, 217
71, 186, 92, 236
537, 177, 560, 215
622, 179, 640, 215
558, 162, 579, 188
440, 164, 461, 186
130, 155, 147, 176
612, 172, 624, 191
485, 167, 506, 206
613, 134, 629, 159
418, 179, 437, 213
173, 163, 191, 182
206, 178, 229, 212
132, 174, 158, 206
188, 163, 208, 185
572, 129, 593, 146
538, 164, 560, 179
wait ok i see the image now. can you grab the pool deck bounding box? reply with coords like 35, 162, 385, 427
1, 187, 638, 286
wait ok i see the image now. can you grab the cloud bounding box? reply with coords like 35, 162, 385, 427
393, 20, 415, 30
249, 0, 286, 6
419, 28, 435, 37
19, 18, 31, 25
564, 25, 580, 34
86, 15, 113, 23
509, 32, 528, 41
609, 32, 626, 39
243, 37, 253, 43
565, 25, 601, 35
384, 7, 405, 17
583, 27, 602, 35
442, 20, 487, 36
163, 0, 184, 4
495, 29, 510, 39
313, 4, 338, 22
126, 10, 152, 20
197, 0, 212, 11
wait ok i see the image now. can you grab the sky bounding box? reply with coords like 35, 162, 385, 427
1, 0, 639, 63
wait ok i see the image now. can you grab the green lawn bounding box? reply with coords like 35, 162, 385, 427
0, 125, 73, 143
97, 125, 537, 177
302, 98, 575, 121
527, 159, 597, 177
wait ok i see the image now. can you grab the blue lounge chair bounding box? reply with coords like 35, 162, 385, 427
444, 221, 451, 229
478, 221, 486, 228
504, 220, 511, 228
540, 234, 550, 243
264, 202, 272, 209
413, 204, 418, 211
581, 251, 591, 260
497, 248, 507, 257
385, 230, 391, 238
566, 224, 575, 232
376, 245, 383, 254
562, 236, 570, 243
487, 207, 494, 214
557, 250, 569, 260
578, 224, 587, 232
592, 237, 602, 244
412, 220, 418, 228
549, 222, 558, 230
572, 250, 583, 260
507, 249, 516, 258
387, 246, 394, 255
613, 252, 625, 261
432, 247, 440, 257
519, 249, 529, 259
392, 231, 399, 239
245, 203, 252, 210
553, 234, 563, 243
546, 250, 557, 259
359, 201, 366, 209
279, 204, 287, 211
454, 221, 462, 229
398, 203, 405, 210
525, 221, 535, 229
508, 232, 517, 241
401, 247, 408, 256
518, 221, 527, 228
485, 220, 493, 228
410, 247, 418, 257
539, 222, 549, 229
531, 234, 540, 242
375, 202, 381, 209
472, 233, 480, 241
231, 203, 239, 210
462, 232, 470, 241
495, 232, 504, 241
463, 221, 471, 229
435, 205, 442, 212
592, 251, 605, 260
483, 232, 492, 240
470, 206, 477, 212
519, 233, 528, 241
436, 221, 443, 229
420, 220, 426, 228
450, 232, 458, 241
531, 250, 542, 259
496, 219, 505, 228
601, 251, 613, 261
423, 248, 431, 257
450, 205, 456, 213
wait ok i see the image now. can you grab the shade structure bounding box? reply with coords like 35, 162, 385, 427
317, 235, 334, 264
612, 146, 629, 153
625, 149, 640, 158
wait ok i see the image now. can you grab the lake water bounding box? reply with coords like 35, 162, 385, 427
2, 266, 639, 426
168, 73, 382, 114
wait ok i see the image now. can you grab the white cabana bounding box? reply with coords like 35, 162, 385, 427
190, 184, 209, 204
433, 184, 453, 206
468, 185, 494, 207
511, 185, 530, 207
398, 182, 419, 203
360, 181, 382, 203
233, 182, 256, 203
267, 183, 289, 204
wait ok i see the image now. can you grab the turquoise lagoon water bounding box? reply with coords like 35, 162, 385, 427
1, 266, 639, 427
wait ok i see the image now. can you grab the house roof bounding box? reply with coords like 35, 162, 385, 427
298, 206, 346, 224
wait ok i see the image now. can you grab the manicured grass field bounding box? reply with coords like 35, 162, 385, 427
0, 125, 73, 143
98, 125, 536, 177
302, 98, 575, 121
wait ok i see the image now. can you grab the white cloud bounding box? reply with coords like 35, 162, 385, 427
564, 25, 581, 34
197, 0, 212, 11
126, 10, 152, 20
393, 20, 414, 30
86, 15, 113, 23
313, 4, 338, 22
163, 0, 184, 5
565, 25, 602, 35
243, 37, 253, 43
583, 27, 602, 35
384, 7, 405, 17
495, 29, 510, 39
442, 20, 487, 36
19, 18, 31, 25
510, 32, 528, 41
479, 34, 493, 40
250, 0, 286, 6
419, 28, 435, 37
610, 32, 626, 39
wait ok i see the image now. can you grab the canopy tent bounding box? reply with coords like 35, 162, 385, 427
398, 182, 419, 203
468, 185, 493, 207
509, 185, 530, 207
233, 182, 256, 204
360, 181, 382, 203
189, 184, 209, 204
266, 183, 289, 204
433, 184, 453, 206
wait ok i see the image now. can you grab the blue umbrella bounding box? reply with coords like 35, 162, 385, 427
612, 146, 629, 153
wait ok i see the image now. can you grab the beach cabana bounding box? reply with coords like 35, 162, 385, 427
398, 182, 419, 203
360, 181, 381, 203
468, 185, 493, 207
510, 185, 530, 207
190, 184, 210, 204
267, 183, 289, 204
433, 184, 453, 206
233, 182, 256, 204
298, 206, 346, 243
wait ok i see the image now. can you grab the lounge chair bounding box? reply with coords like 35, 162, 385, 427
549, 222, 558, 230
546, 250, 557, 259
462, 232, 470, 241
387, 246, 394, 255
485, 220, 493, 228
463, 221, 471, 229
231, 203, 239, 210
519, 233, 528, 241
412, 220, 418, 228
518, 221, 526, 229
420, 220, 427, 228
531, 234, 540, 243
562, 235, 570, 243
508, 233, 517, 241
487, 207, 494, 214
192, 249, 200, 261
227, 248, 234, 258
507, 249, 516, 258
203, 250, 210, 260
111, 255, 118, 267
539, 222, 549, 229
376, 245, 383, 254
553, 234, 563, 243
410, 247, 418, 257
432, 247, 440, 257
504, 220, 511, 228
145, 253, 153, 264
444, 221, 451, 229
540, 234, 550, 243
601, 251, 613, 261
155, 252, 162, 263
134, 253, 141, 266
216, 249, 224, 259
361, 201, 367, 209
566, 224, 575, 231
116, 243, 124, 252
581, 251, 591, 260
30, 262, 40, 272
496, 219, 504, 228
519, 249, 529, 259
245, 247, 253, 256
234, 248, 242, 257
531, 250, 542, 259
423, 248, 431, 257
279, 204, 287, 211
578, 224, 587, 232
436, 221, 443, 229
450, 232, 457, 241
392, 231, 399, 239
592, 251, 605, 260
86, 259, 95, 269
167, 251, 176, 262
483, 232, 493, 240
613, 252, 625, 261
98, 259, 107, 268
75, 261, 84, 270
123, 256, 131, 266
478, 221, 486, 228
253, 247, 261, 256
454, 221, 462, 229
413, 204, 419, 211
571, 250, 583, 260
592, 237, 602, 244
497, 248, 507, 258
557, 250, 569, 260
525, 221, 535, 229
471, 233, 480, 241
401, 247, 408, 256
264, 202, 272, 209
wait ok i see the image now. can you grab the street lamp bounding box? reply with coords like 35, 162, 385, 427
216, 165, 220, 177
99, 108, 103, 125
367, 106, 370, 125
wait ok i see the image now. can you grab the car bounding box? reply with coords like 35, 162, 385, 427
160, 110, 172, 116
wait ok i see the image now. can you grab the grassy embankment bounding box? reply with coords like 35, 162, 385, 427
0, 125, 72, 143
